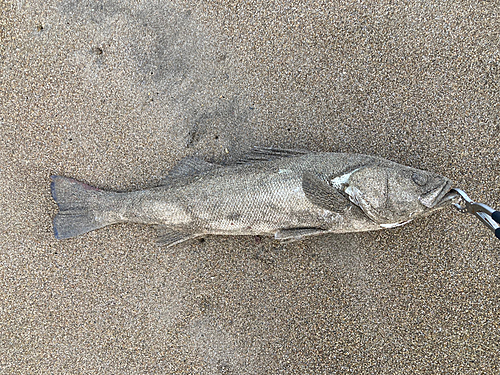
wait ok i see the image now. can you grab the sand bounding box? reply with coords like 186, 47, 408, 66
1, 0, 499, 373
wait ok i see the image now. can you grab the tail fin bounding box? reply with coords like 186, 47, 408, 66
51, 176, 113, 239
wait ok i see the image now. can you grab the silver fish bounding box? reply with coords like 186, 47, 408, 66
51, 148, 454, 247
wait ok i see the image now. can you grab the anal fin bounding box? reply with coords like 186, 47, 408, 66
156, 226, 198, 247
275, 227, 326, 240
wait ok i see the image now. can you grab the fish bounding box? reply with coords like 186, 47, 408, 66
50, 148, 454, 247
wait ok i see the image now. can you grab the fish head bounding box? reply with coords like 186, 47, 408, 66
343, 165, 453, 226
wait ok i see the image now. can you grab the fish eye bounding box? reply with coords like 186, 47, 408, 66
412, 172, 428, 186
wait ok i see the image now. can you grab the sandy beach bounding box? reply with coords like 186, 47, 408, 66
1, 0, 499, 373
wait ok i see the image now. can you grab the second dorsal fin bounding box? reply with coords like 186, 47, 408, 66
159, 156, 219, 185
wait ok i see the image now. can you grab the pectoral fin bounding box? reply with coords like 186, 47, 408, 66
275, 227, 327, 240
302, 171, 350, 212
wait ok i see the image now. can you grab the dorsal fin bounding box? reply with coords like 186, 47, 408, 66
237, 147, 309, 164
302, 171, 351, 212
159, 156, 219, 185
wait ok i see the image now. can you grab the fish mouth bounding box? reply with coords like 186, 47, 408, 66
434, 188, 461, 208
419, 179, 454, 208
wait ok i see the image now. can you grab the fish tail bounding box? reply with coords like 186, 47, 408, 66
50, 176, 115, 239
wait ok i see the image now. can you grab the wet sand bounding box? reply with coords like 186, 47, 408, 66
1, 1, 500, 373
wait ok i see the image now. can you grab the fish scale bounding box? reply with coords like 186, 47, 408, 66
191, 170, 315, 233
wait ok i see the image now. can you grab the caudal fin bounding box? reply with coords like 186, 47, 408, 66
51, 176, 112, 239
